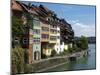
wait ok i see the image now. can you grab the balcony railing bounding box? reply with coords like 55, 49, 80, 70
41, 38, 49, 42
49, 36, 57, 43
41, 23, 50, 28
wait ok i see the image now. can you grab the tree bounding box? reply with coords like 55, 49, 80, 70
76, 36, 88, 50
12, 16, 25, 38
12, 16, 25, 47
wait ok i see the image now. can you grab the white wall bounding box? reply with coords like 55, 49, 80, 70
60, 42, 65, 52
54, 26, 61, 54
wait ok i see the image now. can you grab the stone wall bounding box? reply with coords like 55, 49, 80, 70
31, 57, 69, 72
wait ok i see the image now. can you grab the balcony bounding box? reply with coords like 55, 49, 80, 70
49, 40, 57, 43
41, 38, 49, 42
49, 36, 57, 43
41, 31, 49, 34
50, 29, 57, 36
41, 22, 50, 28
33, 34, 41, 38
41, 34, 49, 42
33, 29, 41, 38
33, 25, 41, 29
50, 25, 57, 30
33, 20, 41, 29
41, 27, 49, 34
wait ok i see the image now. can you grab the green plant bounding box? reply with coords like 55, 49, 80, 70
24, 49, 29, 64
50, 49, 57, 57
41, 53, 47, 58
12, 16, 24, 38
76, 36, 88, 50
67, 44, 73, 53
73, 45, 81, 52
11, 46, 25, 74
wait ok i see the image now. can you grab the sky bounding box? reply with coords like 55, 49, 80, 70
22, 1, 96, 37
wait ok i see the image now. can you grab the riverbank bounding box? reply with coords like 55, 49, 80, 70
24, 50, 88, 73
44, 44, 96, 72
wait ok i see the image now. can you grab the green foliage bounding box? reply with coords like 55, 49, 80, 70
12, 16, 25, 37
50, 49, 57, 57
24, 49, 29, 64
68, 45, 73, 53
41, 53, 47, 58
12, 16, 31, 46
60, 36, 88, 55
61, 49, 68, 55
72, 44, 81, 52
11, 46, 26, 74
76, 36, 88, 50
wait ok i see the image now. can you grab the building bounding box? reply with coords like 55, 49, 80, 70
54, 26, 61, 54
60, 19, 74, 51
41, 21, 50, 56
12, 1, 74, 63
32, 17, 41, 60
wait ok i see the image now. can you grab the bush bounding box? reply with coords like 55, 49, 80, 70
62, 49, 69, 55
24, 49, 29, 64
41, 53, 47, 59
11, 46, 25, 74
73, 45, 81, 52
68, 45, 73, 53
50, 49, 57, 57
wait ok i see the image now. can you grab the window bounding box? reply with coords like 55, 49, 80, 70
42, 34, 49, 39
57, 48, 58, 51
42, 27, 49, 32
58, 31, 60, 33
33, 20, 40, 27
33, 29, 40, 34
50, 36, 56, 40
51, 25, 57, 28
53, 25, 55, 28
57, 36, 60, 39
33, 38, 40, 43
23, 38, 28, 44
50, 29, 57, 34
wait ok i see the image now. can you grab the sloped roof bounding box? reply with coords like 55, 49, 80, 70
39, 5, 53, 14
12, 1, 73, 34
11, 0, 23, 11
11, 0, 29, 12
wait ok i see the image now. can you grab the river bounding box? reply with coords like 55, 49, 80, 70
43, 44, 96, 72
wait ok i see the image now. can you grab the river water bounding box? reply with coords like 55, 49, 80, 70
44, 44, 96, 72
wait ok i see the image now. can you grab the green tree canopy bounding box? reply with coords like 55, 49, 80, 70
76, 36, 88, 50
12, 16, 25, 38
